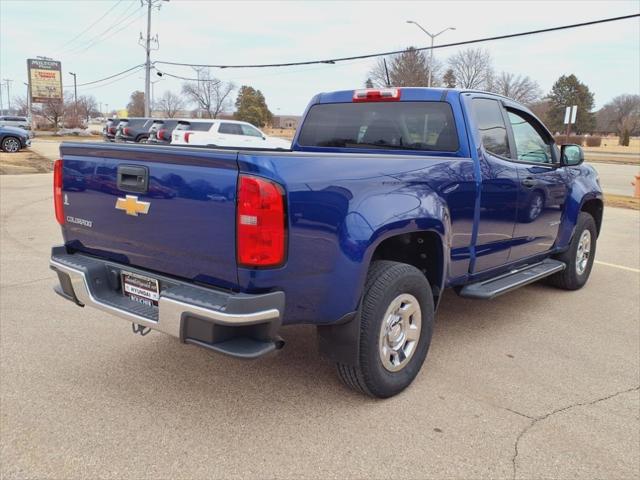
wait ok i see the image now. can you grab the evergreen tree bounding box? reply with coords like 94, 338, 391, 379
234, 86, 273, 127
443, 68, 456, 88
546, 74, 595, 134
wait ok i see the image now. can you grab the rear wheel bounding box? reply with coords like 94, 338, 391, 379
547, 212, 597, 290
336, 261, 434, 398
1, 136, 21, 153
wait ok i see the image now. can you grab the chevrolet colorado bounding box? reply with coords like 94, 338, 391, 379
50, 88, 603, 397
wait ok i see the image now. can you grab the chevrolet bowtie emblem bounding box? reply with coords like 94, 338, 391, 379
115, 195, 150, 216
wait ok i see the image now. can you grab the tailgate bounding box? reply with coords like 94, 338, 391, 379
60, 143, 239, 289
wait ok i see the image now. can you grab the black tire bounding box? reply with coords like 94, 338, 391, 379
547, 212, 597, 290
1, 136, 21, 153
336, 261, 434, 398
136, 136, 149, 143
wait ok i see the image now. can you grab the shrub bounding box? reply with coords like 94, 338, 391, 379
554, 135, 584, 145
585, 136, 602, 147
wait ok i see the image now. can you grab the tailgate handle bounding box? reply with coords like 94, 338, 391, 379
117, 165, 149, 194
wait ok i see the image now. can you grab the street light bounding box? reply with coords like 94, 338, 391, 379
406, 21, 455, 87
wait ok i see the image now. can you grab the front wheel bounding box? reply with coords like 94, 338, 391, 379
1, 136, 21, 153
547, 212, 597, 290
336, 261, 434, 398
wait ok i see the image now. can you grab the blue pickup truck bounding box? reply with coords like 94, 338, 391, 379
50, 88, 602, 397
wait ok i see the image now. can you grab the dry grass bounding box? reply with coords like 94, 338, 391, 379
583, 136, 640, 154
33, 135, 99, 142
0, 149, 53, 174
604, 193, 640, 210
264, 128, 295, 140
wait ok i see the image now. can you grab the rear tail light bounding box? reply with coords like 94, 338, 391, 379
109, 126, 116, 134
353, 88, 401, 102
123, 127, 131, 136
237, 175, 286, 267
157, 128, 166, 140
54, 159, 64, 225
184, 132, 192, 143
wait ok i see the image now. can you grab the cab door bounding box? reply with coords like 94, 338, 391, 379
468, 97, 520, 273
505, 108, 568, 261
216, 122, 245, 147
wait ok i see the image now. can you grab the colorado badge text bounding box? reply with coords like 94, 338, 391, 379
115, 195, 150, 216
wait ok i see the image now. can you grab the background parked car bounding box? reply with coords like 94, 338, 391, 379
171, 120, 215, 144
171, 119, 291, 149
115, 118, 153, 143
0, 115, 31, 131
0, 125, 31, 153
148, 119, 181, 145
103, 118, 119, 142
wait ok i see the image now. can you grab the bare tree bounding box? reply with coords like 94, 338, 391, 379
157, 90, 185, 118
601, 94, 640, 146
490, 72, 541, 105
37, 97, 66, 129
77, 95, 99, 123
367, 48, 440, 88
447, 48, 493, 89
368, 58, 391, 87
12, 95, 29, 116
181, 68, 235, 118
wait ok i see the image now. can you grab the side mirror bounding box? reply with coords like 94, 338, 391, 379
561, 144, 584, 166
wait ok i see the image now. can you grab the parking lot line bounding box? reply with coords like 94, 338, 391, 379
595, 260, 640, 273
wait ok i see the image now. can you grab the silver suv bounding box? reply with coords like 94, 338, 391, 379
0, 116, 31, 130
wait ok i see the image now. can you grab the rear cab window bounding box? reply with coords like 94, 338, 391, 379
297, 101, 459, 152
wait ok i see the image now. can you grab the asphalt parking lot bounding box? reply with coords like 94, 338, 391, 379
1, 173, 639, 479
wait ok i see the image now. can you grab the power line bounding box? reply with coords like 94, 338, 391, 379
77, 65, 146, 90
154, 13, 640, 69
54, 0, 125, 52
64, 1, 141, 55
62, 64, 144, 88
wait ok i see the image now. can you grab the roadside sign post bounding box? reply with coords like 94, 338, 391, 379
27, 58, 63, 104
564, 105, 578, 143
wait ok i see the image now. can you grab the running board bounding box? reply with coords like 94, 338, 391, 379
459, 259, 566, 299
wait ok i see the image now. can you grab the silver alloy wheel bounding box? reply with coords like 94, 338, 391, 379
575, 229, 592, 275
378, 293, 422, 372
2, 137, 20, 153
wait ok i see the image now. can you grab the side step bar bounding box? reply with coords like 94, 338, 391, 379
459, 259, 566, 300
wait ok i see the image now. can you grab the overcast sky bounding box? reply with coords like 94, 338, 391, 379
1, 0, 638, 115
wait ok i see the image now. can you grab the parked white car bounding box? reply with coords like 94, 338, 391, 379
171, 119, 291, 149
0, 115, 31, 131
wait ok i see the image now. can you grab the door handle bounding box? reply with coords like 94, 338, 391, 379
117, 165, 149, 194
521, 177, 537, 188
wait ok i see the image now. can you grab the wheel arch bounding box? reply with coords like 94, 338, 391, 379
369, 230, 446, 308
580, 197, 604, 236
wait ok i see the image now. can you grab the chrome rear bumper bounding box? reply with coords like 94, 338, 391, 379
50, 246, 285, 358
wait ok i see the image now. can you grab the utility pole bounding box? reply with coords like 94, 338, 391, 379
140, 0, 166, 117
3, 79, 12, 113
69, 72, 78, 120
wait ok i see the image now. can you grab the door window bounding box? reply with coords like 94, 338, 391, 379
507, 111, 552, 164
471, 98, 510, 158
218, 123, 243, 135
240, 124, 263, 137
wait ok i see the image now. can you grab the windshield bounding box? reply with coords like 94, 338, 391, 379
298, 101, 458, 152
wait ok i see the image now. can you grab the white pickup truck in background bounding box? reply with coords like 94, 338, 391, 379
171, 119, 291, 149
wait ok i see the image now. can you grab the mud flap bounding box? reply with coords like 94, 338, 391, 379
317, 312, 360, 367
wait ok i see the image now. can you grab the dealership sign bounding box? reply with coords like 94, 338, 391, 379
27, 58, 63, 103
